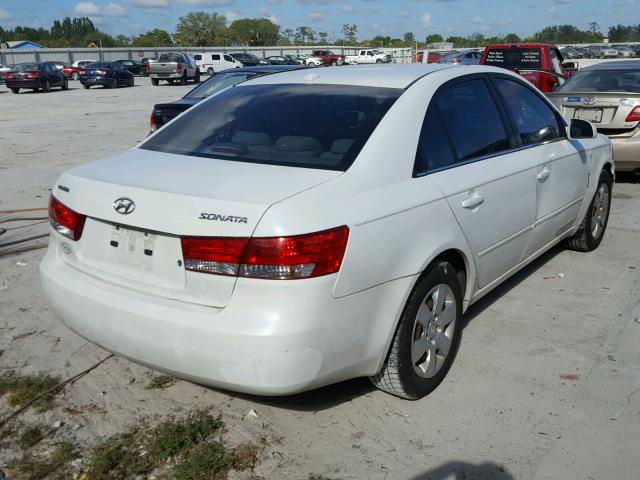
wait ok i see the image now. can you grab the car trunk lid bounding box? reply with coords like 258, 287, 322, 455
53, 149, 341, 307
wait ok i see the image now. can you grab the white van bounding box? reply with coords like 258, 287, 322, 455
193, 52, 240, 75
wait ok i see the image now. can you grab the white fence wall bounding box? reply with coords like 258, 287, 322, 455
0, 46, 414, 65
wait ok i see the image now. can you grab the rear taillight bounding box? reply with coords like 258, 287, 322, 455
3, 73, 13, 79
625, 106, 640, 122
48, 195, 86, 241
99, 70, 107, 75
181, 226, 349, 280
176, 64, 183, 72
26, 72, 40, 78
149, 110, 157, 132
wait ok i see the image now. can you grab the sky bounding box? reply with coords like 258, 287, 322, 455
0, 0, 636, 41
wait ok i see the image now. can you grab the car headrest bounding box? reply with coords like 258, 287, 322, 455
231, 131, 273, 146
275, 136, 322, 153
330, 139, 354, 155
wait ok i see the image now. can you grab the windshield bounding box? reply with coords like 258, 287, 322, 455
141, 84, 402, 171
484, 48, 542, 69
159, 54, 183, 63
13, 63, 41, 72
557, 69, 640, 93
185, 71, 263, 99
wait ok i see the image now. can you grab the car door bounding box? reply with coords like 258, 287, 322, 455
422, 75, 539, 289
490, 75, 589, 257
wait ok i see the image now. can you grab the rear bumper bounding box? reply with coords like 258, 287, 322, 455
40, 236, 412, 395
80, 77, 113, 86
607, 130, 640, 171
5, 79, 43, 89
150, 73, 182, 79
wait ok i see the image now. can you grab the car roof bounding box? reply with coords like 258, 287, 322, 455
584, 60, 640, 70
243, 63, 458, 89
226, 65, 304, 73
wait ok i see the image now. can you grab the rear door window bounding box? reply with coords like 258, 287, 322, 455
212, 54, 221, 61
493, 77, 563, 146
484, 48, 542, 69
224, 54, 233, 62
434, 78, 511, 161
414, 104, 456, 175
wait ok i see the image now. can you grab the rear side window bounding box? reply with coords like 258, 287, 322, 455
212, 54, 221, 61
141, 84, 402, 171
435, 79, 510, 161
484, 48, 542, 69
415, 105, 456, 175
224, 54, 233, 62
493, 78, 562, 146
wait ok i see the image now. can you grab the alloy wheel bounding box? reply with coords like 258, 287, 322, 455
591, 183, 609, 239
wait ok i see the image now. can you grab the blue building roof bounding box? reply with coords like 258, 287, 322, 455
2, 41, 46, 49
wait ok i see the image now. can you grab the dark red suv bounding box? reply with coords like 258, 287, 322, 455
312, 50, 344, 66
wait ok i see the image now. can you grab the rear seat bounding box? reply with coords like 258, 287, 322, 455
231, 131, 274, 154
319, 139, 354, 165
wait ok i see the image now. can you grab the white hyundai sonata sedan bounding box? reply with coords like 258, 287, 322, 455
41, 64, 613, 399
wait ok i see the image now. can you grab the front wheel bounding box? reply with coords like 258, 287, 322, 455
129, 76, 134, 87
151, 78, 159, 86
564, 170, 612, 252
11, 88, 19, 94
83, 84, 90, 89
43, 80, 51, 92
62, 78, 69, 90
331, 61, 337, 66
370, 260, 463, 399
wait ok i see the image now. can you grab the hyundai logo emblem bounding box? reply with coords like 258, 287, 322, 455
583, 97, 596, 106
113, 197, 135, 215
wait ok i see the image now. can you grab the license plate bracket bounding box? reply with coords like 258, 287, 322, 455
110, 225, 156, 270
573, 108, 603, 123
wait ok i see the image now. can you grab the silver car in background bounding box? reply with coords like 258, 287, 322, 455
439, 50, 482, 65
548, 60, 640, 173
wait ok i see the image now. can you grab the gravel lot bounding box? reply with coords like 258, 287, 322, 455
1, 79, 640, 479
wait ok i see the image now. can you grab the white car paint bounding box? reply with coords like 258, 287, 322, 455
40, 64, 613, 396
193, 52, 240, 75
305, 56, 323, 67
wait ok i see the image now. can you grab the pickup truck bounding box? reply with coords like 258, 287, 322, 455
480, 43, 578, 93
311, 50, 344, 66
345, 49, 392, 65
149, 53, 200, 86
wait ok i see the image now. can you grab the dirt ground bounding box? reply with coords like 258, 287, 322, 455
1, 80, 640, 480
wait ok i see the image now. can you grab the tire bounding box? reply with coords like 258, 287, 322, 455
564, 170, 612, 252
207, 67, 214, 75
83, 84, 90, 89
43, 80, 51, 92
10, 88, 19, 94
194, 71, 200, 83
376, 59, 382, 63
180, 72, 187, 85
370, 260, 463, 399
129, 76, 134, 87
151, 78, 159, 86
110, 78, 118, 89
72, 72, 79, 80
62, 78, 69, 90
331, 61, 337, 66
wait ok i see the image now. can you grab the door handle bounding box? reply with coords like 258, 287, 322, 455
537, 167, 551, 181
461, 191, 485, 210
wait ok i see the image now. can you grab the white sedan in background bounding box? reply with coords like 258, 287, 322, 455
41, 64, 613, 399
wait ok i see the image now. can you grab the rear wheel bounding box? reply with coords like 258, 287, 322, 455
43, 80, 51, 92
129, 76, 134, 87
564, 170, 612, 252
194, 70, 200, 83
151, 78, 159, 86
180, 72, 187, 85
72, 72, 79, 80
370, 260, 463, 399
331, 61, 337, 66
62, 78, 69, 90
83, 84, 90, 89
376, 58, 382, 63
10, 88, 19, 94
110, 78, 118, 89
207, 67, 214, 75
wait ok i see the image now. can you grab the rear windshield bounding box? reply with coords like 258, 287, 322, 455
85, 62, 111, 69
557, 69, 640, 93
186, 71, 262, 99
484, 48, 542, 69
13, 63, 41, 72
159, 54, 183, 63
141, 83, 402, 171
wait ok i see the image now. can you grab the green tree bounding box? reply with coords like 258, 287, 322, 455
503, 33, 521, 43
132, 29, 174, 47
294, 26, 314, 44
403, 32, 415, 43
229, 18, 280, 46
426, 34, 443, 44
114, 34, 132, 47
341, 23, 358, 44
318, 31, 328, 44
174, 11, 227, 46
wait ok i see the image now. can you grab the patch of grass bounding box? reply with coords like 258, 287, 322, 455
147, 411, 224, 460
18, 424, 54, 449
173, 442, 234, 480
0, 372, 60, 412
145, 374, 176, 390
8, 440, 77, 480
83, 430, 153, 480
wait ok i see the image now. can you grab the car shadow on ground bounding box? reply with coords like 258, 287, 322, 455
409, 461, 514, 480
11, 88, 80, 94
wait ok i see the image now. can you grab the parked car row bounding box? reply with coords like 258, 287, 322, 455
2, 61, 135, 93
561, 44, 640, 59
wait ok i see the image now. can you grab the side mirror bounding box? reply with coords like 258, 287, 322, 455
568, 118, 597, 139
562, 61, 578, 70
